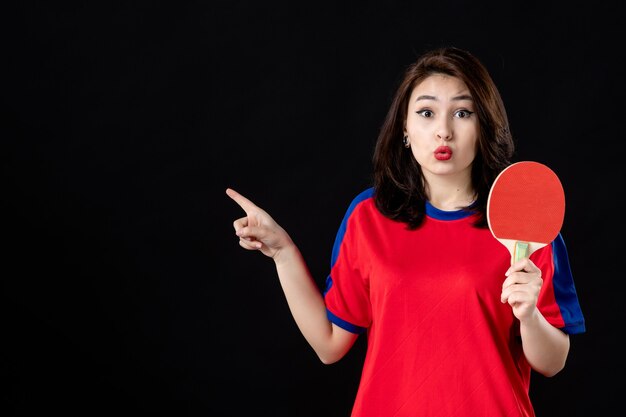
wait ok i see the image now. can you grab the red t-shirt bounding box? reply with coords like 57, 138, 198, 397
324, 187, 585, 417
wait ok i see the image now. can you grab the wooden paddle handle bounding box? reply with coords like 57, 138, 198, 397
513, 241, 529, 263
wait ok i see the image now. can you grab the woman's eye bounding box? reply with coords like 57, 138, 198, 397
455, 109, 474, 118
416, 109, 434, 118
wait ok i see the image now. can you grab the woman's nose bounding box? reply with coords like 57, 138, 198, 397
436, 121, 452, 141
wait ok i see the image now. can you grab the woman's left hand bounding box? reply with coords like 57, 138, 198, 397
500, 258, 543, 322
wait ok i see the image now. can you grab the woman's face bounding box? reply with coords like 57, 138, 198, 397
404, 74, 479, 183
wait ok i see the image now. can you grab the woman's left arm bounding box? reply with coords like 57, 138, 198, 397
501, 258, 570, 377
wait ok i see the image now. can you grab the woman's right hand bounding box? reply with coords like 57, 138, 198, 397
226, 188, 294, 261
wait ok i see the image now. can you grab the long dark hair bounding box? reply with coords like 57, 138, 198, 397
372, 46, 514, 229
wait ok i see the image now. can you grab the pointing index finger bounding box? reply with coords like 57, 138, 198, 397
225, 188, 258, 213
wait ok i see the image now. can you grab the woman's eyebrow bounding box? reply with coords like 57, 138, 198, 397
453, 94, 473, 101
415, 94, 473, 102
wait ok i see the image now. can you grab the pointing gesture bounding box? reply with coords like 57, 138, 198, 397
226, 188, 294, 260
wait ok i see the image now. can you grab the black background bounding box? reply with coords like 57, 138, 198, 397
5, 2, 624, 416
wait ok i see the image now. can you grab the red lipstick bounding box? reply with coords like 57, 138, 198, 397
434, 146, 452, 161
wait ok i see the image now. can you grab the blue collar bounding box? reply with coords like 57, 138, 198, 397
425, 201, 477, 220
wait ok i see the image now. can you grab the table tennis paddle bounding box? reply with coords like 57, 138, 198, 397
487, 161, 565, 264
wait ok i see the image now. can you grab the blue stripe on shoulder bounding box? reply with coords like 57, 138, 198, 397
330, 187, 375, 269
327, 309, 367, 334
323, 188, 373, 298
551, 233, 586, 334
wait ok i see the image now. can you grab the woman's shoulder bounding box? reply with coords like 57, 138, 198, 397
352, 186, 375, 202
344, 186, 375, 211
335, 187, 375, 219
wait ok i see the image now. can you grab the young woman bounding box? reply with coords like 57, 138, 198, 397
226, 46, 585, 417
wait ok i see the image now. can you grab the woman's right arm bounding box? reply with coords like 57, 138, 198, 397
226, 188, 358, 364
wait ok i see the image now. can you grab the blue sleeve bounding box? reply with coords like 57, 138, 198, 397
551, 233, 586, 334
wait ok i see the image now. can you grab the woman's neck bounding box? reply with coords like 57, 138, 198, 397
426, 177, 475, 211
